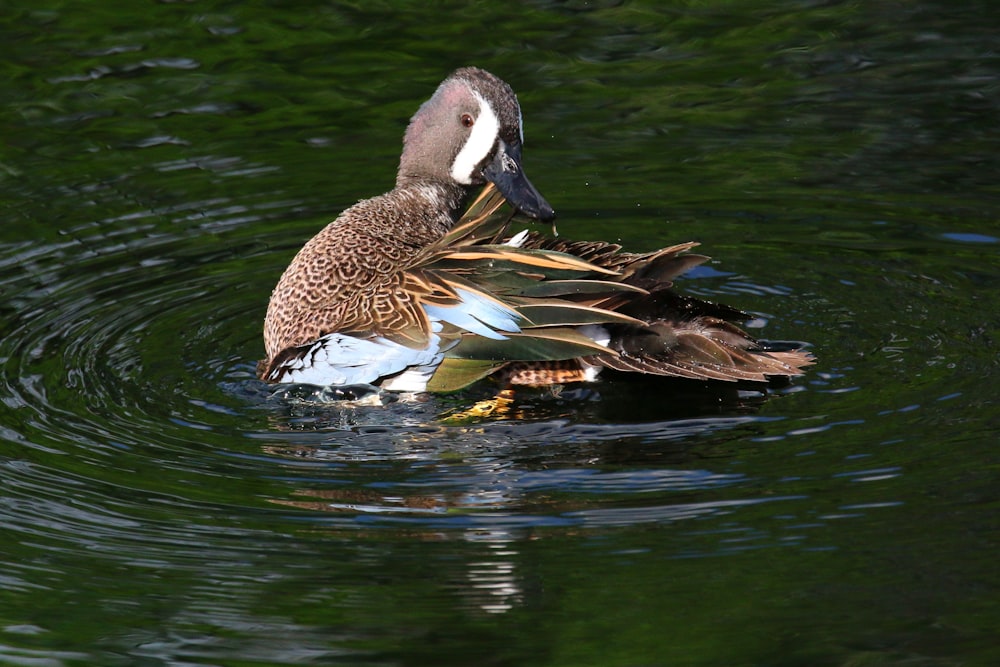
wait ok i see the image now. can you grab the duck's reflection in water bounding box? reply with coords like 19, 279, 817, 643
461, 529, 523, 614
257, 408, 777, 614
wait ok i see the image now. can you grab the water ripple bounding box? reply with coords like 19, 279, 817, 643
0, 198, 810, 571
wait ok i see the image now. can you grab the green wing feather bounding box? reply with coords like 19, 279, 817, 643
425, 358, 507, 393
403, 183, 811, 392
510, 301, 646, 328
393, 185, 648, 389
446, 327, 614, 362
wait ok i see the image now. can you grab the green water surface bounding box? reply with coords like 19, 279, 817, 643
1, 1, 998, 666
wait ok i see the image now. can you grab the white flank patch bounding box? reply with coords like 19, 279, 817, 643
380, 366, 437, 392
577, 324, 611, 348
577, 324, 610, 382
504, 229, 529, 247
450, 92, 499, 185
580, 360, 604, 383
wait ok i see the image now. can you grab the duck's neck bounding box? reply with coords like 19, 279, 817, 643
393, 177, 470, 227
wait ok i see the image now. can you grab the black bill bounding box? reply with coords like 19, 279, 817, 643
482, 140, 555, 221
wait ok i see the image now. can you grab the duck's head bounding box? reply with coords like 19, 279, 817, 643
398, 66, 555, 222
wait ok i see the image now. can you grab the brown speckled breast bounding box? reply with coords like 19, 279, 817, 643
262, 182, 465, 361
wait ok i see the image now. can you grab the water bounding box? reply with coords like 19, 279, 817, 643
2, 1, 998, 665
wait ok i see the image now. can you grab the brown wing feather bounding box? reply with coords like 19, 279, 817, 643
519, 234, 709, 289
262, 180, 813, 389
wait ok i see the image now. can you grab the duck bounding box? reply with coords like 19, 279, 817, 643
258, 66, 812, 394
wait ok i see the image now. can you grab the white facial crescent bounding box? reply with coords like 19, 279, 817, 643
450, 92, 500, 185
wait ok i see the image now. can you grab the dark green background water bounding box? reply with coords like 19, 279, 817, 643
2, 1, 998, 665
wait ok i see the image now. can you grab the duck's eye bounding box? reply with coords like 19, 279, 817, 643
460, 113, 475, 128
